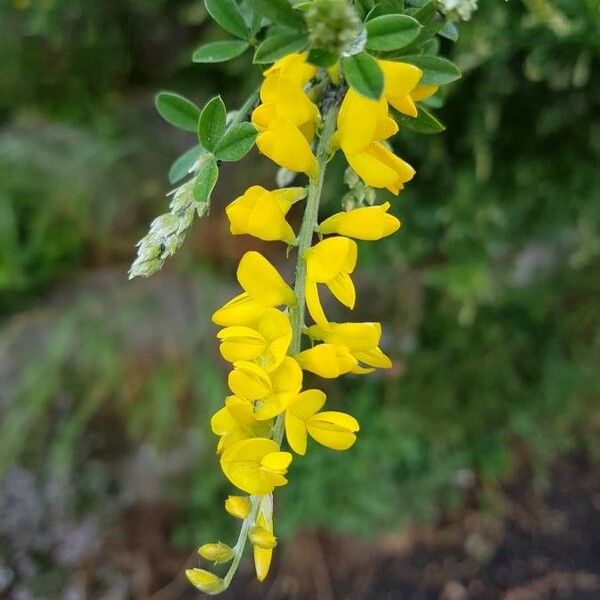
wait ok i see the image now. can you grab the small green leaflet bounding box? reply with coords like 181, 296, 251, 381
254, 31, 309, 64
193, 40, 249, 63
169, 145, 203, 184
214, 123, 258, 162
245, 0, 306, 30
204, 0, 248, 39
193, 157, 219, 204
342, 52, 384, 100
365, 15, 422, 51
398, 55, 462, 85
198, 96, 227, 151
155, 92, 201, 133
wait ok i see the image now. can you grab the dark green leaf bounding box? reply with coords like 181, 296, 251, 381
307, 48, 339, 68
198, 96, 227, 151
169, 145, 203, 184
205, 0, 248, 39
193, 158, 219, 204
399, 55, 461, 85
365, 15, 422, 51
245, 0, 305, 30
254, 31, 309, 63
397, 105, 446, 134
439, 20, 459, 42
342, 52, 384, 100
214, 122, 257, 161
193, 40, 249, 63
155, 92, 201, 133
366, 1, 408, 20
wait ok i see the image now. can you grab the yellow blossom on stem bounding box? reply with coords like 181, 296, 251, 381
411, 84, 439, 102
212, 251, 295, 326
285, 389, 359, 454
316, 201, 400, 240
186, 569, 226, 595
220, 438, 292, 495
228, 356, 303, 420
304, 236, 357, 329
211, 396, 272, 452
306, 322, 392, 373
224, 495, 251, 520
217, 308, 292, 371
226, 185, 305, 243
377, 59, 423, 117
336, 89, 415, 194
297, 343, 357, 378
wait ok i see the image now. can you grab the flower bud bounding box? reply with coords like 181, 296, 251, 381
249, 526, 277, 549
185, 568, 226, 595
306, 0, 362, 53
198, 542, 235, 563
225, 495, 251, 519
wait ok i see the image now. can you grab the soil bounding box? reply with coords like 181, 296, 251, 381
134, 455, 599, 600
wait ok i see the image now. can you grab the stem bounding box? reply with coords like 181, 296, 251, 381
273, 94, 341, 445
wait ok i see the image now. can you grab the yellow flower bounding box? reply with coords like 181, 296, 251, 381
186, 569, 226, 595
224, 495, 251, 520
198, 542, 235, 563
252, 495, 275, 581
378, 59, 423, 118
211, 396, 272, 453
316, 201, 400, 240
217, 308, 292, 371
226, 185, 305, 243
306, 321, 392, 373
255, 118, 319, 178
228, 356, 303, 420
212, 251, 295, 326
285, 389, 359, 455
336, 89, 415, 194
304, 236, 357, 328
220, 438, 292, 495
297, 343, 357, 378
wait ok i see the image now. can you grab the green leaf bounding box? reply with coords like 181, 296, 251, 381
198, 96, 227, 151
397, 105, 446, 135
365, 15, 422, 51
342, 52, 384, 100
155, 92, 201, 133
169, 145, 203, 184
254, 31, 309, 63
193, 40, 249, 63
214, 122, 257, 161
204, 0, 248, 39
307, 48, 339, 68
439, 21, 459, 42
193, 157, 219, 204
399, 55, 461, 85
245, 0, 305, 30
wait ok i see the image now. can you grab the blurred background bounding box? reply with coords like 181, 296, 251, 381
1, 0, 599, 598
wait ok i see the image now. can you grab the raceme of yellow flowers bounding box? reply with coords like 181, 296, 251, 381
186, 52, 435, 595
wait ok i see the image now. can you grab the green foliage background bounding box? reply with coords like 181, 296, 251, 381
0, 0, 599, 595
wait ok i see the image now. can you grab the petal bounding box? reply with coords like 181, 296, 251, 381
228, 361, 272, 400
337, 89, 387, 155
218, 326, 266, 362
305, 279, 329, 329
327, 271, 356, 309
305, 237, 357, 282
212, 293, 267, 327
261, 451, 292, 473
269, 356, 303, 394
284, 412, 308, 455
237, 251, 296, 307
287, 389, 327, 421
307, 411, 360, 451
317, 202, 400, 241
389, 94, 418, 117
297, 344, 357, 378
410, 84, 439, 102
379, 60, 423, 99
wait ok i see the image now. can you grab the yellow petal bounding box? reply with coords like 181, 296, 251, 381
317, 202, 401, 241
198, 542, 235, 563
253, 508, 275, 581
249, 525, 277, 549
378, 59, 423, 101
269, 356, 303, 394
284, 412, 308, 455
186, 569, 225, 595
224, 495, 251, 519
218, 326, 266, 363
261, 450, 292, 473
212, 293, 267, 327
237, 251, 296, 307
256, 119, 318, 177
287, 389, 327, 421
305, 278, 329, 329
327, 271, 356, 309
389, 94, 418, 118
305, 236, 357, 282
297, 343, 358, 378
410, 84, 439, 102
228, 361, 272, 400
307, 411, 360, 451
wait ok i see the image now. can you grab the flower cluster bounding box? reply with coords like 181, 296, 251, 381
185, 50, 441, 594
